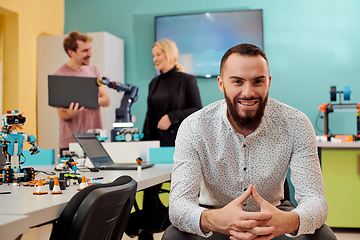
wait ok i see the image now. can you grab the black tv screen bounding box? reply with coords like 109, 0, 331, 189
155, 10, 264, 78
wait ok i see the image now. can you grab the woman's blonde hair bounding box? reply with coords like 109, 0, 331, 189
152, 39, 184, 72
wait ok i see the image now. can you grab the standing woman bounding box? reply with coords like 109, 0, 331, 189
143, 39, 202, 146
132, 39, 202, 240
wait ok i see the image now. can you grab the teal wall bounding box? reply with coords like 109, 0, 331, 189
64, 0, 360, 136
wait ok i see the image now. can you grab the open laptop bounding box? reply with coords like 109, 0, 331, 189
72, 133, 154, 170
48, 75, 99, 109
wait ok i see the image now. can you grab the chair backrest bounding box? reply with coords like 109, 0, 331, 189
284, 178, 290, 201
49, 175, 137, 240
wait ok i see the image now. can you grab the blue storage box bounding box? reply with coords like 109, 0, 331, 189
21, 149, 55, 165
149, 147, 175, 164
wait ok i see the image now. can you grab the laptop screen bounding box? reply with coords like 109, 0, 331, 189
72, 133, 113, 167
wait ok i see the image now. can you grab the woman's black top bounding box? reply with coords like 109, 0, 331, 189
143, 66, 202, 146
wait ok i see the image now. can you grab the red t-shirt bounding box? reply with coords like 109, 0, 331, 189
54, 64, 103, 149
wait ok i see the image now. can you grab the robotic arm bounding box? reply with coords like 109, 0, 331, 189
97, 77, 143, 142
98, 77, 138, 123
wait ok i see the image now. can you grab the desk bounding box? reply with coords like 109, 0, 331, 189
0, 164, 173, 240
317, 142, 360, 228
0, 215, 29, 240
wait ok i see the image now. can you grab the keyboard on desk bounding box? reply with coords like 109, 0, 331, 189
97, 163, 155, 170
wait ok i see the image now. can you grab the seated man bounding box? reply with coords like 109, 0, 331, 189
163, 44, 336, 240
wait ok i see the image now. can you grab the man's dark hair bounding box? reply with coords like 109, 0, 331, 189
63, 31, 92, 57
220, 43, 268, 77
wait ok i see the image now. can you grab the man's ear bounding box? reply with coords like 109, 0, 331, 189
217, 76, 225, 94
268, 75, 272, 88
67, 49, 74, 57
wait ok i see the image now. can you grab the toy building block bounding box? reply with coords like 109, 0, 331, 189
77, 176, 87, 190
33, 179, 48, 195
51, 178, 62, 194
136, 157, 143, 172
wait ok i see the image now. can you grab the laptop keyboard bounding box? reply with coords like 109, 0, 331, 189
101, 163, 154, 170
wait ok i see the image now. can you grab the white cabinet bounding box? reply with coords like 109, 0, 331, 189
37, 32, 124, 157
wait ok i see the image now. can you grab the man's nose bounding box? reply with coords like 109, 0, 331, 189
241, 83, 253, 98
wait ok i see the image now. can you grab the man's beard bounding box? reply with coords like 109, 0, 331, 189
224, 90, 268, 132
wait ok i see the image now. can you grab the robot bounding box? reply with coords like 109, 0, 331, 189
97, 77, 144, 142
57, 158, 82, 187
0, 110, 40, 183
57, 158, 79, 175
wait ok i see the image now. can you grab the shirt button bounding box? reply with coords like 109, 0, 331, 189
244, 188, 247, 191
243, 167, 247, 171
243, 204, 247, 207
243, 144, 246, 147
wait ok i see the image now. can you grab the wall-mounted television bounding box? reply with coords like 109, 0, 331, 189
155, 10, 263, 78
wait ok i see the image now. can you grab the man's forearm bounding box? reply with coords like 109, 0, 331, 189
98, 85, 110, 107
280, 211, 299, 236
98, 95, 110, 107
57, 108, 73, 120
200, 209, 215, 233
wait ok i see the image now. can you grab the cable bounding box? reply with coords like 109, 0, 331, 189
19, 153, 26, 165
133, 94, 139, 103
315, 110, 323, 134
315, 109, 333, 136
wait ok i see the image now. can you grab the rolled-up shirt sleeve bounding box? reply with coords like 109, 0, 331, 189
287, 115, 327, 237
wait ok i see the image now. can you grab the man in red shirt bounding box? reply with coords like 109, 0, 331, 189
54, 31, 110, 156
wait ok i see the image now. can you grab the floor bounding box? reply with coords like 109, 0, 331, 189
122, 228, 360, 240
332, 228, 360, 240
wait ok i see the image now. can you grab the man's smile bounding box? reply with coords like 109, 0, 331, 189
238, 100, 258, 106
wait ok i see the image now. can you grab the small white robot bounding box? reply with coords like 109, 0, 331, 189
0, 110, 40, 183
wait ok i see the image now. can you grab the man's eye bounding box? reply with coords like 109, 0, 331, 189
254, 80, 263, 85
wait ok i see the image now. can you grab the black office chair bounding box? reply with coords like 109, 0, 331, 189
284, 178, 291, 201
125, 182, 171, 239
49, 175, 137, 240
